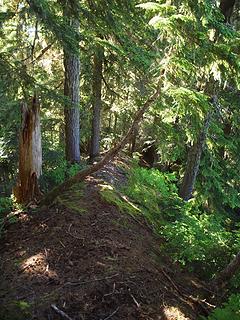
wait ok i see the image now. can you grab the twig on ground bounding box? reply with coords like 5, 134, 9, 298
67, 223, 84, 240
102, 307, 120, 320
160, 266, 214, 313
130, 293, 140, 308
103, 283, 116, 297
64, 273, 119, 287
51, 304, 73, 320
59, 240, 66, 248
160, 267, 181, 294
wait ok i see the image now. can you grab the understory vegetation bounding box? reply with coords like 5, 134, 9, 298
202, 294, 240, 320
101, 163, 240, 317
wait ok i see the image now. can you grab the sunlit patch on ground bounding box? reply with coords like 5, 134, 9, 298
20, 252, 58, 280
163, 306, 189, 320
18, 213, 30, 222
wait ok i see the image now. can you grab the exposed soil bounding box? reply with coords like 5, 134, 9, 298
0, 161, 212, 320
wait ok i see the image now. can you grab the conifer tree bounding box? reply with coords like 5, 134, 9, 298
63, 3, 81, 163
90, 44, 104, 161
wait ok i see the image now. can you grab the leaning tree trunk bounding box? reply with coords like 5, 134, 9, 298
90, 45, 104, 161
64, 14, 80, 163
40, 81, 161, 206
211, 250, 240, 288
14, 96, 42, 204
179, 111, 212, 201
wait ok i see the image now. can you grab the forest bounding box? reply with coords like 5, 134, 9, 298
0, 0, 240, 319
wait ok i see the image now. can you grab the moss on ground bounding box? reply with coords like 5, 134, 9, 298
56, 182, 87, 214
100, 183, 141, 218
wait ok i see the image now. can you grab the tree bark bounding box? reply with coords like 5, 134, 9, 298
64, 13, 80, 163
129, 127, 138, 156
90, 45, 104, 161
13, 96, 42, 204
220, 0, 236, 23
211, 251, 240, 288
179, 110, 212, 201
40, 83, 161, 206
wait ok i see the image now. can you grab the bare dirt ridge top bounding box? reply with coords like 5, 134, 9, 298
0, 161, 211, 320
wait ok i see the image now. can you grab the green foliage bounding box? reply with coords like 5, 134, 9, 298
100, 184, 141, 218
201, 294, 240, 320
0, 197, 17, 238
102, 165, 239, 279
123, 167, 182, 224
27, 0, 81, 54
41, 158, 87, 191
0, 197, 13, 215
162, 206, 234, 276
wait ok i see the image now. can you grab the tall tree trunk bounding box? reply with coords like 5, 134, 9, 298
211, 251, 240, 288
40, 82, 161, 206
13, 96, 42, 204
179, 111, 212, 201
63, 13, 80, 163
90, 45, 104, 161
129, 127, 138, 156
220, 0, 236, 23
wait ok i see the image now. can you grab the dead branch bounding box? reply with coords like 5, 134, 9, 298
64, 273, 119, 287
102, 75, 125, 100
51, 304, 73, 320
31, 43, 53, 64
130, 293, 140, 308
102, 307, 120, 320
66, 223, 84, 241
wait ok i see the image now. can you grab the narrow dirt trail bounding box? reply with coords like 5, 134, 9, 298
0, 163, 211, 320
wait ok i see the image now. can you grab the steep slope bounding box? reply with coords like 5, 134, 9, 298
0, 163, 212, 320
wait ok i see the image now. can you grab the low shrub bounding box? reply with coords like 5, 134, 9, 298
102, 165, 239, 279
162, 207, 234, 276
0, 197, 13, 215
41, 160, 87, 191
0, 196, 14, 238
201, 294, 240, 320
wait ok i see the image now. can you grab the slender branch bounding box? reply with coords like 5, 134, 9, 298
102, 75, 125, 100
102, 307, 120, 320
21, 43, 53, 64
51, 304, 73, 320
31, 20, 39, 62
31, 43, 53, 64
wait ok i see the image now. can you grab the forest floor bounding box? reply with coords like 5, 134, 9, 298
0, 159, 214, 320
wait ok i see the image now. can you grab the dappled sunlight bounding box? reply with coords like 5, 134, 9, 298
163, 306, 188, 320
20, 251, 58, 280
100, 183, 142, 213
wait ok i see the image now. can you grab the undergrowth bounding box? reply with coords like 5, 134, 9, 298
201, 294, 240, 320
101, 164, 240, 318
0, 196, 13, 215
41, 160, 87, 191
101, 165, 240, 279
0, 196, 15, 238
